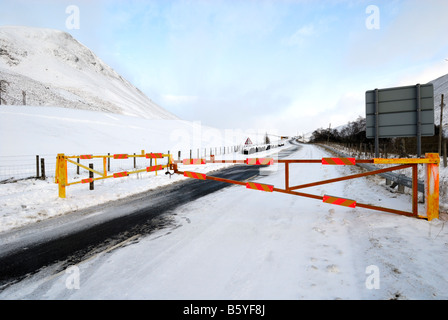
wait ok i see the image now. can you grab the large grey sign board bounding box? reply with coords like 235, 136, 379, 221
366, 84, 434, 138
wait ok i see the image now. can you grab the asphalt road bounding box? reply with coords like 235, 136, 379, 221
0, 142, 301, 287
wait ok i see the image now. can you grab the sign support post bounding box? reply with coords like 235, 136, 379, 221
374, 88, 379, 158
416, 84, 422, 157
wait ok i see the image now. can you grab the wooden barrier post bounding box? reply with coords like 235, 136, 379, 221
36, 155, 40, 179
89, 163, 94, 190
40, 158, 46, 180
103, 156, 107, 176
57, 154, 67, 198
444, 139, 447, 168
425, 153, 439, 221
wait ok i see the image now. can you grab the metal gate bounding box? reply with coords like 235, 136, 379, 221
172, 153, 440, 221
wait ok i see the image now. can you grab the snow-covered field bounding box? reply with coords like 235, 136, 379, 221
1, 105, 447, 300
0, 105, 279, 232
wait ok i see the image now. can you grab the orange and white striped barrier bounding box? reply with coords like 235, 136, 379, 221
113, 154, 128, 159
184, 171, 207, 180
146, 153, 164, 159
246, 158, 274, 165
183, 158, 206, 165
246, 182, 274, 192
322, 157, 356, 165
323, 195, 356, 208
113, 171, 128, 178
146, 165, 164, 172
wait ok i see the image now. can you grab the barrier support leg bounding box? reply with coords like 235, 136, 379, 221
57, 153, 67, 198
425, 153, 439, 221
103, 156, 107, 176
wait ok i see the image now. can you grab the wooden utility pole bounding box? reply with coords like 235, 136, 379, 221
439, 94, 445, 155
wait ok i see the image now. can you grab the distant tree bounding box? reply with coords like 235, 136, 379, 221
0, 80, 10, 105
264, 133, 271, 145
310, 116, 368, 144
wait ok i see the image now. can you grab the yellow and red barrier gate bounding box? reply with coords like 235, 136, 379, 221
173, 154, 440, 221
55, 151, 172, 198
55, 151, 440, 221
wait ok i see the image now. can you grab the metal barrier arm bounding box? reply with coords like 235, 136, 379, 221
288, 163, 415, 191
173, 166, 419, 218
66, 158, 106, 177
56, 153, 439, 221
173, 154, 440, 220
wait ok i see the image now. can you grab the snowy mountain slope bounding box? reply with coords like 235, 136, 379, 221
430, 73, 448, 134
0, 26, 177, 120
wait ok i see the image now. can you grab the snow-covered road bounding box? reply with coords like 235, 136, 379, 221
1, 144, 447, 300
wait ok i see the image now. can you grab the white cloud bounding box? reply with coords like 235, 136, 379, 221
346, 0, 448, 69
282, 24, 316, 46
394, 61, 448, 87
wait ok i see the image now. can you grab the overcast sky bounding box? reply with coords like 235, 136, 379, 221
1, 0, 448, 136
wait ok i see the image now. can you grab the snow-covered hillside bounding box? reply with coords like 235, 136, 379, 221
0, 26, 177, 120
430, 73, 448, 135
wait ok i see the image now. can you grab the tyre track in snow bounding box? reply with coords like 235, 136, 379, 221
0, 142, 301, 288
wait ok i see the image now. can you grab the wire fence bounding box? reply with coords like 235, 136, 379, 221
0, 154, 57, 183
0, 143, 281, 184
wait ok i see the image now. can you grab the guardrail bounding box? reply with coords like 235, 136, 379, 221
318, 143, 425, 193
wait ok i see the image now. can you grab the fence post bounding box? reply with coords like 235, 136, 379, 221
77, 157, 80, 175
439, 94, 444, 155
89, 163, 94, 190
57, 154, 67, 198
134, 153, 136, 169
444, 139, 447, 168
424, 153, 439, 221
41, 158, 46, 180
108, 153, 110, 172
36, 155, 40, 179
